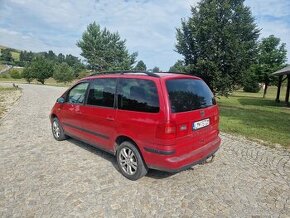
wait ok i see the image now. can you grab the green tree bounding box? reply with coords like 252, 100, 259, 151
22, 65, 34, 83
19, 51, 34, 66
176, 0, 260, 95
29, 56, 54, 84
169, 60, 185, 72
44, 50, 57, 61
57, 53, 65, 63
134, 60, 147, 71
255, 35, 287, 98
77, 22, 137, 71
53, 62, 74, 83
152, 66, 160, 72
0, 48, 13, 62
243, 65, 261, 93
64, 54, 85, 77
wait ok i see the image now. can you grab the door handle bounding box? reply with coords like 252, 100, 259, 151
106, 117, 115, 121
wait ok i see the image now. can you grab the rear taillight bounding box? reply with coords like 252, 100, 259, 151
156, 123, 176, 139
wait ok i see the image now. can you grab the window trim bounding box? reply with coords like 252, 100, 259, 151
116, 78, 160, 113
84, 78, 118, 109
65, 81, 90, 105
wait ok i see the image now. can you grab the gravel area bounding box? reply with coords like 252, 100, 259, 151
0, 84, 289, 217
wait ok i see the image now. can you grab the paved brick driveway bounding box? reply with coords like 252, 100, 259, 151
0, 84, 289, 217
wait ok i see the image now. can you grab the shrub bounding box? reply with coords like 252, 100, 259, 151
9, 69, 22, 79
53, 62, 74, 83
22, 66, 34, 83
0, 73, 8, 78
243, 73, 261, 93
77, 71, 89, 79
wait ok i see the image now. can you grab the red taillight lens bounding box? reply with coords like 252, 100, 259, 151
156, 123, 176, 139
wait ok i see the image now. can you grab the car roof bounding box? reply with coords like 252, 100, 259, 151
82, 71, 201, 81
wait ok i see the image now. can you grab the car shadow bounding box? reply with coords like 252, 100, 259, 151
66, 137, 176, 180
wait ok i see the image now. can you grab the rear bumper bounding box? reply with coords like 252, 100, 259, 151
144, 136, 221, 172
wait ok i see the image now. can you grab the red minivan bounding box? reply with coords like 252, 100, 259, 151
50, 71, 221, 180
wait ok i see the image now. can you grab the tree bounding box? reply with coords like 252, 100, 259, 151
53, 62, 74, 83
44, 50, 57, 61
77, 22, 137, 71
0, 48, 13, 62
57, 53, 65, 63
243, 65, 261, 93
255, 35, 287, 98
64, 54, 85, 77
19, 51, 34, 66
134, 60, 147, 71
22, 65, 34, 83
152, 66, 160, 72
176, 0, 260, 95
169, 60, 185, 72
29, 56, 54, 84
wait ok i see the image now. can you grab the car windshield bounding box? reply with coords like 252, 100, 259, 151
166, 78, 216, 113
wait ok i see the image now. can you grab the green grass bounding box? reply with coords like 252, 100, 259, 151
219, 86, 290, 147
0, 86, 15, 91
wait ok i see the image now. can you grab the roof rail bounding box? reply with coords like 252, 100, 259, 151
157, 71, 191, 76
89, 70, 160, 78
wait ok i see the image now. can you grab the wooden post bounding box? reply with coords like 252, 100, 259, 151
275, 75, 283, 102
285, 75, 290, 106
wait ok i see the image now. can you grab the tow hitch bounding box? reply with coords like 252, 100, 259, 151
200, 154, 215, 165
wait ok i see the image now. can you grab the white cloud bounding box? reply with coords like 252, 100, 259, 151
0, 28, 81, 56
245, 0, 290, 17
245, 0, 290, 62
0, 0, 289, 69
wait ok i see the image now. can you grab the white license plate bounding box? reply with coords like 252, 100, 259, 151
193, 118, 210, 130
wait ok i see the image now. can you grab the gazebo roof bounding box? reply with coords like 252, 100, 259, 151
272, 65, 290, 76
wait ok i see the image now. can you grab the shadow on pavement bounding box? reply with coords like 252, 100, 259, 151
66, 137, 176, 180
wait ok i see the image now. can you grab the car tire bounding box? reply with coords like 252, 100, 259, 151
116, 141, 148, 180
51, 117, 67, 141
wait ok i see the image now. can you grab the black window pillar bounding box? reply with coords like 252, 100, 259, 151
275, 75, 283, 102
285, 75, 290, 106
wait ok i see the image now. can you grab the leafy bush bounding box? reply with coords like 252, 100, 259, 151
77, 71, 89, 79
9, 69, 22, 79
243, 72, 261, 93
53, 62, 74, 83
22, 66, 34, 83
0, 73, 8, 78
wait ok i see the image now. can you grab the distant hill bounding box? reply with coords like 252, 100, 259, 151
0, 45, 21, 61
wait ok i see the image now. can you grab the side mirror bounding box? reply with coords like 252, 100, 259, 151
56, 97, 65, 103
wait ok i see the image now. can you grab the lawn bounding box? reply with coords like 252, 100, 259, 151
218, 86, 290, 148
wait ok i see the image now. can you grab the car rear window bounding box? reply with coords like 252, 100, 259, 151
166, 78, 216, 113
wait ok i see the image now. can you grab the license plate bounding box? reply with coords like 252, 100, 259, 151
193, 118, 210, 130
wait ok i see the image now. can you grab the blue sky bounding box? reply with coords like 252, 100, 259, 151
0, 0, 289, 70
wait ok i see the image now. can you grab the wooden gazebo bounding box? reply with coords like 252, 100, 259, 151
272, 65, 290, 106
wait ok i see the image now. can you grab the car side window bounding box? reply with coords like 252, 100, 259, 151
87, 78, 117, 108
117, 78, 159, 113
67, 82, 89, 104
